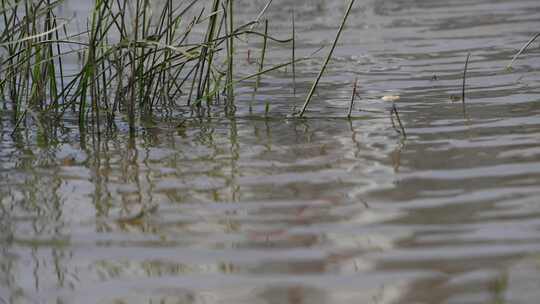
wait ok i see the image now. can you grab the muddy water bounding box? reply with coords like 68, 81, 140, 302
2, 0, 540, 303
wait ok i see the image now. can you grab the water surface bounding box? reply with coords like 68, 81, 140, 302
2, 0, 540, 303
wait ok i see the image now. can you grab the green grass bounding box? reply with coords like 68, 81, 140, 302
298, 0, 356, 118
0, 0, 304, 133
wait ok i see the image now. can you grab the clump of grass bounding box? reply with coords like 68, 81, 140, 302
0, 0, 66, 128
0, 0, 297, 133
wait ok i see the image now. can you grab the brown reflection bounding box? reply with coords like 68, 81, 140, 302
229, 118, 241, 202
348, 120, 362, 159
391, 141, 404, 173
257, 285, 328, 304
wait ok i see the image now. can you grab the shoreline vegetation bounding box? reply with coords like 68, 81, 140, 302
0, 0, 536, 139
0, 0, 356, 137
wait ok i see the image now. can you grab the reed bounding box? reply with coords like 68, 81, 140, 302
507, 32, 540, 70
0, 0, 67, 129
390, 103, 406, 138
254, 19, 268, 94
0, 0, 299, 133
225, 0, 234, 104
291, 8, 296, 96
298, 0, 355, 117
347, 77, 358, 118
462, 52, 470, 118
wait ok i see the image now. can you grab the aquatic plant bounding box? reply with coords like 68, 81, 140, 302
507, 32, 540, 70
462, 52, 470, 118
298, 0, 355, 118
0, 0, 299, 134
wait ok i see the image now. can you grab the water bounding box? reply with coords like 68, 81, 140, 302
2, 0, 540, 303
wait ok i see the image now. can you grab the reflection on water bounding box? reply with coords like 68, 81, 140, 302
2, 0, 540, 303
1, 116, 405, 304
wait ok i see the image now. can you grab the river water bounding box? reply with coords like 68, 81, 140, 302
2, 0, 540, 303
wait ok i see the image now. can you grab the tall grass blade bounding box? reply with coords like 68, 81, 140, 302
347, 77, 358, 118
391, 104, 406, 138
507, 32, 540, 70
299, 0, 355, 117
254, 19, 268, 94
291, 8, 296, 96
462, 52, 470, 118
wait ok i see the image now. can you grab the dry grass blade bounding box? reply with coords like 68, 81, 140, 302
0, 19, 69, 47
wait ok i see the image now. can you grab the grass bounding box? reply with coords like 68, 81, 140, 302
298, 0, 356, 118
462, 52, 470, 118
3, 0, 540, 142
291, 8, 296, 96
390, 103, 406, 138
347, 77, 358, 119
254, 18, 268, 95
0, 0, 303, 134
0, 0, 369, 136
507, 32, 540, 70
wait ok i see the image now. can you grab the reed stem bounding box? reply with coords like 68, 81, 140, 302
299, 0, 355, 117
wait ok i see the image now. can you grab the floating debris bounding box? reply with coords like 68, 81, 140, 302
382, 95, 400, 102
450, 95, 462, 102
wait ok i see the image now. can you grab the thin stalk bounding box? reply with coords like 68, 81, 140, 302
196, 0, 220, 102
187, 62, 200, 106
250, 0, 274, 31
130, 0, 141, 133
254, 19, 268, 93
462, 52, 470, 118
2, 0, 17, 105
89, 0, 104, 138
507, 32, 540, 70
226, 0, 234, 103
299, 0, 355, 117
291, 8, 296, 96
391, 104, 406, 138
204, 6, 226, 102
52, 16, 65, 109
347, 77, 358, 118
